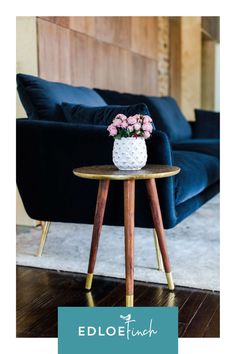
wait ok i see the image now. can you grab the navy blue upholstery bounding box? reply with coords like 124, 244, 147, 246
95, 89, 192, 142
144, 96, 192, 142
62, 102, 151, 125
173, 139, 219, 158
193, 109, 220, 139
16, 74, 220, 229
173, 151, 219, 205
17, 74, 106, 122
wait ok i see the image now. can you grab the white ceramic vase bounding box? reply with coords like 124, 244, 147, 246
112, 137, 147, 170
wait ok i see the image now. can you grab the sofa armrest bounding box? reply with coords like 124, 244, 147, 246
17, 119, 113, 167
17, 119, 174, 167
192, 109, 220, 139
16, 120, 176, 227
146, 129, 173, 165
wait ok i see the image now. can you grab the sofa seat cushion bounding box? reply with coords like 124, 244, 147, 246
172, 139, 219, 158
17, 73, 107, 122
61, 102, 151, 126
173, 151, 219, 205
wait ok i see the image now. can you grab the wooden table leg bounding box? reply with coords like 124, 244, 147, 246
124, 179, 135, 307
146, 178, 175, 290
85, 180, 110, 290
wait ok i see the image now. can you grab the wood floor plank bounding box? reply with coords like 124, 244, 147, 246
16, 266, 220, 338
203, 305, 220, 337
178, 322, 187, 337
182, 294, 219, 337
178, 291, 208, 325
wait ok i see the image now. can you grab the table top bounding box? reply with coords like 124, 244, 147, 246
73, 164, 180, 181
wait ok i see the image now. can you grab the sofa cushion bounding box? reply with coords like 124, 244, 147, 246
95, 88, 145, 106
173, 150, 219, 205
17, 73, 107, 122
193, 109, 220, 139
95, 88, 192, 142
62, 102, 151, 126
172, 139, 219, 158
146, 96, 192, 142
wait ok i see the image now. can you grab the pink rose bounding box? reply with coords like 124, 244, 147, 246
127, 116, 137, 125
132, 114, 141, 120
144, 131, 151, 139
108, 126, 117, 136
134, 122, 141, 131
142, 123, 153, 132
112, 118, 122, 127
107, 123, 114, 131
115, 113, 127, 121
143, 115, 152, 123
128, 125, 134, 132
121, 121, 128, 128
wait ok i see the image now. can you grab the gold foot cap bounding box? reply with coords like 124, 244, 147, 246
86, 292, 95, 307
166, 272, 175, 291
126, 295, 134, 307
85, 273, 93, 290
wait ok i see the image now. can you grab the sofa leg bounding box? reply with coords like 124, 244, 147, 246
166, 272, 175, 291
36, 221, 51, 257
153, 229, 164, 272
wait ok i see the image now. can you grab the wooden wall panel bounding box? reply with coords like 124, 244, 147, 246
131, 17, 158, 59
169, 17, 181, 105
69, 16, 95, 36
37, 18, 71, 83
37, 16, 169, 96
201, 38, 215, 110
70, 31, 95, 87
181, 17, 201, 120
95, 17, 131, 50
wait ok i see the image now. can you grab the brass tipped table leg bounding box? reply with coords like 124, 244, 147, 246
37, 221, 51, 257
85, 180, 110, 290
124, 180, 135, 307
153, 229, 164, 271
146, 179, 175, 291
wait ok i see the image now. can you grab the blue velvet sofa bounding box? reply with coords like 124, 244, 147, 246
16, 74, 220, 229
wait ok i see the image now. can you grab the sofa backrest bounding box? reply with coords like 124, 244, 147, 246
17, 74, 107, 122
95, 88, 192, 142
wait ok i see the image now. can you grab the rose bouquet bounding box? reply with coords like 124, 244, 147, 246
108, 113, 153, 170
107, 113, 153, 140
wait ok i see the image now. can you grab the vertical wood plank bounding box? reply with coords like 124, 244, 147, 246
37, 18, 71, 83
95, 16, 131, 49
169, 17, 181, 105
69, 16, 95, 36
201, 38, 215, 110
70, 31, 95, 87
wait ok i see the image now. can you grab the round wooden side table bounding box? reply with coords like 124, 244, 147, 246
73, 164, 180, 307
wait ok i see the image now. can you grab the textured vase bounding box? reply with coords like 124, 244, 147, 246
112, 137, 147, 170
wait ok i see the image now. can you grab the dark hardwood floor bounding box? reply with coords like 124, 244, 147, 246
16, 265, 220, 338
